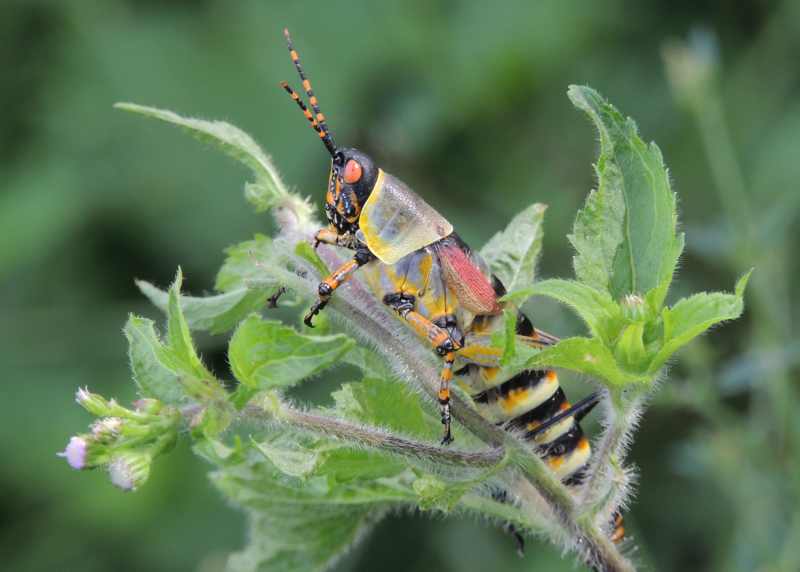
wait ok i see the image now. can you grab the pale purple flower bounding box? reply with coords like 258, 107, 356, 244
58, 436, 88, 470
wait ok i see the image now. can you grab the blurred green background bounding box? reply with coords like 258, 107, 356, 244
2, 1, 798, 571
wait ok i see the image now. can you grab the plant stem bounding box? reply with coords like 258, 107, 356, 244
579, 387, 646, 525
261, 403, 506, 469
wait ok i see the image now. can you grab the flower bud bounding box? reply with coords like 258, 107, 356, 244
58, 435, 106, 470
108, 451, 152, 491
91, 417, 123, 440
75, 387, 112, 417
621, 293, 646, 322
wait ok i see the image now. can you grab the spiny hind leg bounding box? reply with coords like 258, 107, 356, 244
304, 246, 373, 327
383, 292, 460, 444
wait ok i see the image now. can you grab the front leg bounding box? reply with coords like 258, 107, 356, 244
314, 226, 359, 250
304, 246, 373, 327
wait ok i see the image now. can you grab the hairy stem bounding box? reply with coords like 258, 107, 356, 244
580, 387, 646, 525
258, 402, 506, 468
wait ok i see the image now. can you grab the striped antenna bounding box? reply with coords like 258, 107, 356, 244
281, 28, 337, 158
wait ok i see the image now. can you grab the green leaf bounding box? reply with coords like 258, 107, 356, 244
339, 347, 392, 379
480, 203, 547, 294
166, 268, 214, 380
413, 474, 470, 512
525, 337, 648, 386
568, 186, 625, 293
503, 279, 621, 343
216, 234, 277, 293
645, 232, 685, 313
114, 102, 312, 219
649, 270, 751, 373
123, 270, 228, 408
124, 315, 186, 405
568, 85, 679, 300
229, 315, 354, 391
332, 377, 439, 441
212, 444, 412, 572
295, 241, 330, 276
253, 430, 404, 484
137, 280, 271, 334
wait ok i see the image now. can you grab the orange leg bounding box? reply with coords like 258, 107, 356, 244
383, 293, 461, 444
304, 248, 373, 327
313, 226, 358, 250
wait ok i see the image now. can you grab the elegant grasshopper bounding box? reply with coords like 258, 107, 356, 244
277, 29, 623, 543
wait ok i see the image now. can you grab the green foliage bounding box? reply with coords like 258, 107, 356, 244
568, 86, 683, 300
481, 203, 546, 296
136, 280, 271, 335
63, 83, 750, 572
503, 86, 749, 388
228, 315, 354, 402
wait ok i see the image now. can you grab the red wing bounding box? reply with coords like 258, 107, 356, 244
436, 242, 501, 315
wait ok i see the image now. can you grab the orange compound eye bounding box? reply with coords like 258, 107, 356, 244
343, 159, 362, 184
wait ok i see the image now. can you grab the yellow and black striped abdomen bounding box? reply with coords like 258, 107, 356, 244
471, 368, 592, 483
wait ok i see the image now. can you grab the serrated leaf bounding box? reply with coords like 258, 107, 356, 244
525, 337, 648, 386
229, 315, 354, 391
339, 347, 392, 379
413, 474, 469, 512
503, 279, 621, 343
253, 435, 325, 479
568, 186, 625, 293
124, 270, 228, 409
212, 445, 412, 572
124, 315, 186, 405
645, 231, 685, 313
480, 203, 546, 295
114, 102, 313, 219
332, 377, 439, 441
216, 234, 277, 293
137, 280, 271, 334
227, 507, 380, 572
568, 85, 679, 300
295, 241, 330, 276
649, 270, 751, 373
166, 269, 215, 380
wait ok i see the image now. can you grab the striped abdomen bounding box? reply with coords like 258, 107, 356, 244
469, 314, 594, 485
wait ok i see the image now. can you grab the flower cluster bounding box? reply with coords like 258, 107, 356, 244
58, 388, 181, 491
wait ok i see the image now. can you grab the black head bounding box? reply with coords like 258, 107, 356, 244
280, 30, 379, 233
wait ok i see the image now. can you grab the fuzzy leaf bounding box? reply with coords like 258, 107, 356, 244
124, 315, 186, 405
568, 186, 625, 293
124, 270, 228, 406
216, 234, 277, 293
525, 337, 648, 386
295, 241, 330, 277
332, 377, 439, 441
254, 430, 404, 484
212, 444, 412, 572
503, 279, 621, 342
339, 347, 392, 379
413, 475, 470, 512
480, 203, 546, 294
649, 270, 751, 372
166, 269, 214, 380
114, 103, 312, 218
136, 280, 270, 334
568, 85, 679, 300
229, 315, 354, 391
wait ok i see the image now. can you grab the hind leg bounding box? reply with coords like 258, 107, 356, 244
383, 292, 461, 444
